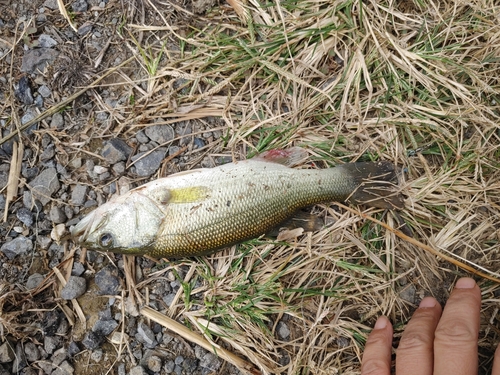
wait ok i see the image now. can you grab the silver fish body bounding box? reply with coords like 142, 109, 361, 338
71, 149, 402, 258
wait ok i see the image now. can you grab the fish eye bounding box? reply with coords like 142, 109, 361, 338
99, 233, 114, 248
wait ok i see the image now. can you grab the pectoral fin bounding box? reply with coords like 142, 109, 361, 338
147, 186, 210, 205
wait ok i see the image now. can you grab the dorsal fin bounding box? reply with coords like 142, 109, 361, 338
252, 147, 308, 167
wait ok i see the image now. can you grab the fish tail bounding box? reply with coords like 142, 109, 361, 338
340, 161, 405, 209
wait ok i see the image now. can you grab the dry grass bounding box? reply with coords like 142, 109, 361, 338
2, 0, 500, 374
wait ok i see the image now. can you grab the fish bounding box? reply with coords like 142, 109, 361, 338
70, 148, 404, 258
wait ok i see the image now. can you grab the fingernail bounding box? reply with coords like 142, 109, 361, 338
374, 316, 388, 330
419, 297, 437, 308
455, 277, 476, 289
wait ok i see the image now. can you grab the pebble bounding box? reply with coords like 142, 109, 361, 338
68, 341, 81, 357
82, 331, 104, 350
164, 360, 175, 373
43, 0, 58, 9
399, 284, 417, 304
16, 207, 34, 226
135, 130, 149, 144
101, 138, 132, 164
40, 144, 55, 161
72, 0, 88, 12
21, 48, 59, 74
136, 323, 158, 348
162, 294, 175, 307
277, 321, 290, 340
61, 276, 86, 299
144, 124, 175, 144
38, 34, 58, 48
51, 112, 64, 129
91, 348, 103, 362
38, 84, 52, 98
131, 148, 167, 177
12, 343, 27, 372
49, 206, 67, 223
15, 76, 34, 105
95, 266, 121, 295
26, 273, 44, 289
52, 360, 74, 375
44, 335, 61, 355
71, 262, 85, 276
24, 342, 40, 362
22, 165, 39, 180
1, 236, 33, 259
71, 184, 88, 206
29, 167, 60, 205
193, 137, 205, 148
199, 352, 221, 371
112, 162, 125, 174
51, 348, 67, 366
42, 310, 61, 336
129, 366, 148, 375
147, 355, 163, 372
0, 341, 15, 362
92, 318, 118, 336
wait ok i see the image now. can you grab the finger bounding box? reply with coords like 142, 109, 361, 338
361, 316, 393, 375
395, 296, 443, 375
434, 277, 481, 375
491, 341, 500, 375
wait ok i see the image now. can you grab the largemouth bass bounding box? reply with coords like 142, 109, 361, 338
71, 148, 403, 258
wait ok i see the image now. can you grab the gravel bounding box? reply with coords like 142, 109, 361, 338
70, 184, 88, 206
29, 167, 60, 205
131, 148, 167, 177
60, 276, 87, 300
0, 236, 33, 259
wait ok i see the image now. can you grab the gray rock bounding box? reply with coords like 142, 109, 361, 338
174, 356, 184, 365
1, 236, 33, 259
92, 319, 118, 336
129, 366, 148, 375
15, 76, 34, 105
112, 162, 125, 175
21, 108, 39, 133
38, 34, 57, 48
0, 341, 15, 362
16, 207, 34, 226
90, 348, 103, 362
43, 0, 58, 9
193, 137, 205, 148
399, 284, 417, 304
22, 165, 39, 180
70, 184, 88, 206
164, 360, 175, 374
38, 84, 52, 98
21, 48, 59, 74
199, 352, 221, 371
277, 321, 290, 340
78, 22, 93, 36
101, 138, 132, 164
29, 167, 60, 205
37, 236, 52, 249
131, 148, 167, 177
44, 335, 60, 355
72, 0, 88, 12
71, 262, 85, 277
136, 323, 158, 348
95, 266, 121, 295
40, 144, 55, 161
147, 355, 162, 372
12, 342, 27, 372
162, 294, 175, 307
51, 348, 67, 366
67, 341, 80, 357
51, 112, 64, 129
26, 273, 44, 289
144, 124, 174, 144
82, 331, 104, 350
60, 276, 86, 299
117, 363, 126, 375
52, 360, 74, 375
24, 342, 40, 362
135, 130, 149, 144
49, 206, 67, 223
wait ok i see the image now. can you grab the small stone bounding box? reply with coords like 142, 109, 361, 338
38, 84, 52, 98
199, 352, 221, 371
43, 0, 58, 9
67, 341, 80, 357
136, 322, 158, 348
37, 236, 52, 249
174, 356, 184, 365
60, 276, 87, 299
44, 335, 61, 354
101, 138, 132, 164
12, 342, 27, 372
112, 162, 125, 174
110, 332, 129, 345
51, 112, 64, 129
0, 341, 15, 363
26, 273, 44, 289
21, 48, 59, 74
69, 157, 82, 169
72, 0, 88, 12
131, 148, 167, 177
49, 206, 67, 223
277, 321, 290, 340
82, 331, 104, 350
15, 76, 34, 105
193, 137, 205, 148
162, 294, 175, 307
147, 355, 162, 372
92, 319, 118, 336
90, 348, 103, 362
29, 167, 60, 205
93, 165, 107, 174
40, 144, 55, 161
16, 207, 34, 226
164, 360, 175, 374
399, 284, 417, 304
129, 366, 148, 375
51, 348, 67, 366
24, 342, 40, 362
1, 236, 33, 259
38, 34, 58, 48
72, 262, 85, 276
95, 266, 121, 295
144, 124, 175, 144
135, 130, 149, 144
52, 360, 74, 375
42, 310, 61, 336
71, 184, 88, 206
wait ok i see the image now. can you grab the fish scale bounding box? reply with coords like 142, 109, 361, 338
71, 149, 403, 258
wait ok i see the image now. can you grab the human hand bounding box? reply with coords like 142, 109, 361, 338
361, 277, 500, 375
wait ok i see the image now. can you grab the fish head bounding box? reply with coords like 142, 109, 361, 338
70, 191, 165, 255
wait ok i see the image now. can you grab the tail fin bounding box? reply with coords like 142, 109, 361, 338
340, 161, 405, 209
